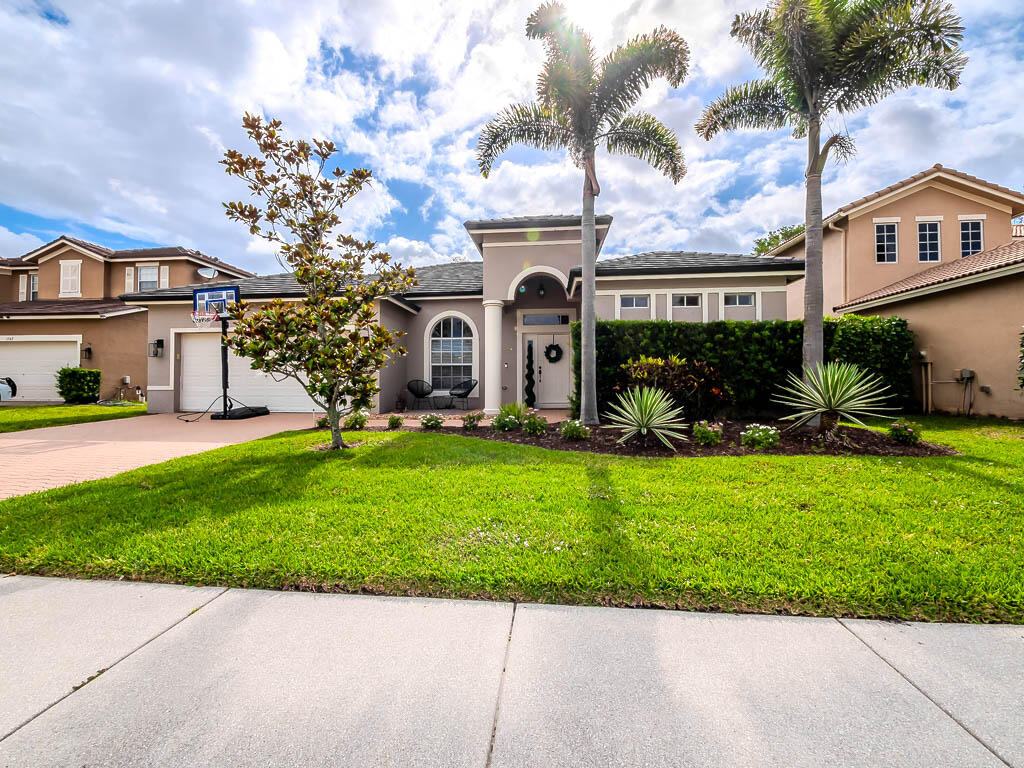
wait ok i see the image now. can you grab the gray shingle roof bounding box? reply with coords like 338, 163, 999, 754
0, 299, 143, 317
19, 236, 252, 277
569, 251, 804, 278
464, 214, 613, 230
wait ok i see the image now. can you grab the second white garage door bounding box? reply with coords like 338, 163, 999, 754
179, 332, 318, 413
0, 337, 80, 401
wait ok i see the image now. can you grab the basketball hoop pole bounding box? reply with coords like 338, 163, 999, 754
220, 315, 229, 419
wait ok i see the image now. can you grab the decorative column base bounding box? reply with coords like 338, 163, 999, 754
483, 299, 503, 415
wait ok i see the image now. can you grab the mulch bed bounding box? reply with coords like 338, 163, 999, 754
366, 420, 955, 458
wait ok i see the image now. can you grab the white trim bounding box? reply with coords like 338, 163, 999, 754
915, 215, 944, 222
124, 266, 134, 293
917, 220, 942, 263
468, 224, 609, 234
958, 213, 988, 220
515, 307, 576, 406
847, 174, 1019, 218
483, 239, 582, 248
422, 310, 480, 396
401, 294, 484, 301
34, 244, 108, 264
959, 218, 985, 257
18, 273, 27, 302
505, 265, 570, 301
58, 259, 82, 298
149, 326, 223, 393
0, 308, 146, 320
0, 334, 83, 344
872, 216, 901, 223
874, 222, 899, 264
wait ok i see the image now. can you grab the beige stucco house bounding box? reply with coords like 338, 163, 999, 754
771, 164, 1024, 419
0, 236, 252, 401
127, 214, 803, 415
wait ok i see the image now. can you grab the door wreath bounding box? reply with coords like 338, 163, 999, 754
544, 343, 563, 363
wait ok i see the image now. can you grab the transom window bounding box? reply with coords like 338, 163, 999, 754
429, 316, 474, 391
960, 220, 983, 258
917, 222, 940, 262
620, 295, 649, 309
137, 265, 159, 291
724, 293, 754, 307
875, 223, 898, 263
522, 313, 570, 326
672, 294, 700, 307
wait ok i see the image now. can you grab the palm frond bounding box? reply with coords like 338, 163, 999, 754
476, 103, 574, 177
834, 49, 966, 113
527, 1, 596, 107
731, 8, 773, 64
594, 27, 689, 126
601, 112, 685, 183
768, 0, 837, 93
695, 79, 796, 140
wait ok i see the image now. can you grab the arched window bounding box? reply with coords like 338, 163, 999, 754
429, 315, 474, 390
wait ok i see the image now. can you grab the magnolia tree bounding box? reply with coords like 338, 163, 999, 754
221, 114, 416, 449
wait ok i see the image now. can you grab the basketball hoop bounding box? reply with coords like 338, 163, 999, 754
190, 310, 219, 329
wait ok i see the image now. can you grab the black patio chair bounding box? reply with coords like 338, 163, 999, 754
407, 379, 434, 410
449, 379, 478, 410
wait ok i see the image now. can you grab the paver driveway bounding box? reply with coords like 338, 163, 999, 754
0, 412, 312, 499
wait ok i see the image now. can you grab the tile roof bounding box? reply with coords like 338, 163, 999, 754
1013, 222, 1024, 238
837, 239, 1024, 309
0, 299, 143, 317
464, 214, 613, 230
19, 236, 253, 277
570, 251, 804, 278
0, 258, 32, 267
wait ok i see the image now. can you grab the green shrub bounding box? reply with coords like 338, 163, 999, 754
56, 367, 101, 404
521, 410, 548, 436
461, 411, 484, 430
604, 387, 688, 451
570, 315, 914, 416
774, 362, 894, 436
343, 410, 368, 430
315, 415, 330, 429
387, 414, 404, 430
1018, 328, 1024, 390
419, 413, 443, 430
620, 355, 731, 420
492, 402, 526, 432
559, 419, 590, 440
740, 423, 779, 450
889, 418, 922, 445
692, 420, 723, 447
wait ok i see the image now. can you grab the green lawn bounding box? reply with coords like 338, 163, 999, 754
0, 415, 1021, 622
0, 403, 147, 432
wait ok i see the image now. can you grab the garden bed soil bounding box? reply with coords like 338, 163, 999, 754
377, 421, 954, 458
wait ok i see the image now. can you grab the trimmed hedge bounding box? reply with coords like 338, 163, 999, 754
56, 367, 101, 404
571, 315, 914, 416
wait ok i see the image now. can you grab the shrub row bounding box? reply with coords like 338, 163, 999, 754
570, 315, 914, 416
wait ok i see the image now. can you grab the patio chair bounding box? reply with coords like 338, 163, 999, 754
449, 379, 478, 410
407, 379, 434, 410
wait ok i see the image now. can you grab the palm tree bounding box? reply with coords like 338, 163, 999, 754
696, 0, 966, 376
477, 2, 689, 425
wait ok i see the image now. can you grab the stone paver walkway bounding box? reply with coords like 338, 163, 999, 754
0, 412, 311, 499
1, 575, 1021, 767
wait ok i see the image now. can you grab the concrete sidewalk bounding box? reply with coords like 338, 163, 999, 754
0, 576, 1020, 767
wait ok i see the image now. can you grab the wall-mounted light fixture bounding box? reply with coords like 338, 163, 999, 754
148, 339, 164, 358
81, 346, 92, 360
536, 282, 546, 298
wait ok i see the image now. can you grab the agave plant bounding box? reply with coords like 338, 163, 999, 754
773, 362, 894, 437
604, 387, 688, 450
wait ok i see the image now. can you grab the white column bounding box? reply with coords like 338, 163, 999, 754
483, 300, 503, 414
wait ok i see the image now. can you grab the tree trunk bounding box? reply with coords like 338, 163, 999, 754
327, 401, 346, 449
579, 152, 600, 426
803, 117, 825, 376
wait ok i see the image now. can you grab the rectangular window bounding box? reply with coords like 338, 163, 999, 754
960, 220, 983, 257
875, 223, 898, 263
59, 260, 81, 297
30, 273, 38, 300
522, 313, 570, 326
620, 295, 649, 309
672, 294, 700, 308
917, 222, 940, 262
723, 293, 754, 307
137, 265, 159, 291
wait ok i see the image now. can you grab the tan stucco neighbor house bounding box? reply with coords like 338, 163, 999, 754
770, 164, 1024, 419
126, 214, 803, 416
0, 236, 252, 401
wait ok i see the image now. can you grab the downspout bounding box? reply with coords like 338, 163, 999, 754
828, 219, 848, 305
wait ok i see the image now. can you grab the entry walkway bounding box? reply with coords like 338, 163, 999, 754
0, 575, 1020, 767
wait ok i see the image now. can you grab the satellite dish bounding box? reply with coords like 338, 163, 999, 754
197, 267, 219, 279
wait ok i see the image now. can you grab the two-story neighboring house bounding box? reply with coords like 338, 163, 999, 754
0, 236, 252, 401
771, 164, 1024, 418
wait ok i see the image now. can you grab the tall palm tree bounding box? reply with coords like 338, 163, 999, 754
696, 0, 966, 376
477, 2, 689, 425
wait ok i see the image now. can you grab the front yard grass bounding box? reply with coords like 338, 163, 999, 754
0, 415, 1021, 623
0, 403, 146, 433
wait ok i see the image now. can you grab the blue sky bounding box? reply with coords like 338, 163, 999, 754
1, 0, 1022, 273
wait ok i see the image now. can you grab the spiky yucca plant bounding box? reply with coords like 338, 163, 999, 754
774, 362, 893, 437
604, 387, 688, 450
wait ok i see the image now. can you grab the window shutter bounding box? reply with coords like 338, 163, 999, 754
59, 261, 81, 296
125, 266, 134, 292
18, 274, 27, 301
159, 265, 169, 288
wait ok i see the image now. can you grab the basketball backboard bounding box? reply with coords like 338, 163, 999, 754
193, 285, 240, 316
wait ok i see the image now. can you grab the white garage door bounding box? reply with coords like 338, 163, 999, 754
179, 332, 317, 413
0, 338, 79, 401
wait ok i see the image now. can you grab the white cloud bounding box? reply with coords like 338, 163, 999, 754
0, 226, 44, 259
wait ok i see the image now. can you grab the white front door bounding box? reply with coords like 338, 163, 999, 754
524, 332, 571, 408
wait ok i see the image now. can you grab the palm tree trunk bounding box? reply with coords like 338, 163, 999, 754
580, 153, 599, 425
803, 116, 825, 374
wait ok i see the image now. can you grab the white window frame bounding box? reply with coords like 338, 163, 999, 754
137, 264, 160, 291
619, 295, 649, 309
723, 293, 755, 307
875, 222, 898, 264
671, 294, 701, 308
58, 259, 82, 298
959, 219, 984, 258
917, 221, 941, 262
30, 273, 38, 300
423, 311, 479, 395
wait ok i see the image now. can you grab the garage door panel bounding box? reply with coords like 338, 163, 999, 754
179, 333, 317, 413
0, 340, 79, 401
